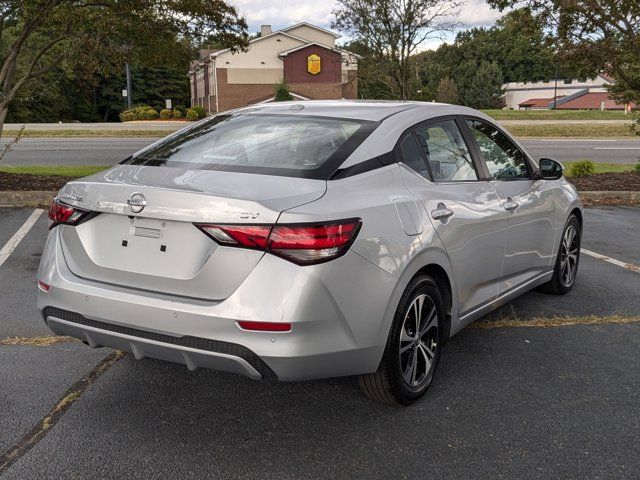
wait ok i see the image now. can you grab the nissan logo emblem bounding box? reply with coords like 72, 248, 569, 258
127, 192, 147, 213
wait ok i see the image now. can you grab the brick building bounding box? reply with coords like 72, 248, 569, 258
189, 23, 358, 114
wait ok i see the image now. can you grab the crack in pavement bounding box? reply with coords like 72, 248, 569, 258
0, 336, 78, 346
471, 315, 640, 330
0, 350, 125, 475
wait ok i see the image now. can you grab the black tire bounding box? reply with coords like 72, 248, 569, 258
358, 275, 445, 406
538, 214, 581, 295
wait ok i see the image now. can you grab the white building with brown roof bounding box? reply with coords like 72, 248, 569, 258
189, 23, 358, 114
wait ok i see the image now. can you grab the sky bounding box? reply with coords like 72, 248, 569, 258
233, 0, 506, 51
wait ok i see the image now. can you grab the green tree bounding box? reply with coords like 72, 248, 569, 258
341, 40, 394, 99
415, 8, 582, 106
274, 81, 293, 101
0, 0, 248, 139
463, 61, 504, 109
332, 0, 462, 100
485, 0, 640, 106
435, 77, 459, 104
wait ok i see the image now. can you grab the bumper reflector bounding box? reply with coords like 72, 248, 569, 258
38, 281, 50, 292
237, 321, 291, 332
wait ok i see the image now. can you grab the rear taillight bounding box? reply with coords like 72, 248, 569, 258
48, 198, 92, 229
196, 218, 361, 265
198, 225, 271, 249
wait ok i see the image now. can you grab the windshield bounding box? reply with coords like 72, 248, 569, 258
125, 113, 377, 179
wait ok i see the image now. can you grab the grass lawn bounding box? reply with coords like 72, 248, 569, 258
563, 162, 638, 174
505, 123, 636, 138
0, 165, 108, 177
2, 129, 175, 138
483, 109, 630, 120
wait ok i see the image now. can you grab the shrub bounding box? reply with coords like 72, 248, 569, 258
119, 110, 137, 122
186, 108, 199, 121
568, 159, 596, 177
159, 109, 172, 120
172, 109, 183, 119
191, 105, 206, 119
174, 105, 187, 116
274, 80, 293, 101
141, 108, 159, 120
635, 161, 640, 172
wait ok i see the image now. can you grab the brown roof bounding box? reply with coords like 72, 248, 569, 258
518, 97, 564, 108
556, 92, 631, 110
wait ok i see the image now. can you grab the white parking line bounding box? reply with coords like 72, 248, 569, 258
581, 248, 640, 273
0, 209, 44, 269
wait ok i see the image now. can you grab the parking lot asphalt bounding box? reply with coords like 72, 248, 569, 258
1, 206, 639, 479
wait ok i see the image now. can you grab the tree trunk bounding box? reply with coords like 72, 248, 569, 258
0, 106, 8, 142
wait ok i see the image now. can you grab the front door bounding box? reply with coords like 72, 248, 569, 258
465, 119, 557, 292
398, 119, 507, 317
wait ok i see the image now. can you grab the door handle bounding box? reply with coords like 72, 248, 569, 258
504, 197, 519, 211
431, 204, 454, 221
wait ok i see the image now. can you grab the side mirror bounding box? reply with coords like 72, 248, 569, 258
538, 157, 563, 180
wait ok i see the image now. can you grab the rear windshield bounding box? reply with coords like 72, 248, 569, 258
125, 113, 377, 179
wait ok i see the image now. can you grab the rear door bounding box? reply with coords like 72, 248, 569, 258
464, 118, 557, 292
398, 118, 506, 317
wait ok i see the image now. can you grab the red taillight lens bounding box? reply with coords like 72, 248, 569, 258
237, 321, 291, 332
196, 218, 361, 265
268, 219, 361, 265
198, 225, 271, 249
48, 198, 90, 229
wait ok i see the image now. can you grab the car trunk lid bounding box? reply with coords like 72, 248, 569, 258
57, 165, 326, 300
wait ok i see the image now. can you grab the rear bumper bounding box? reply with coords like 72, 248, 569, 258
37, 228, 399, 381
45, 308, 272, 380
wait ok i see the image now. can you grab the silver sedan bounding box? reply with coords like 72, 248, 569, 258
37, 101, 582, 405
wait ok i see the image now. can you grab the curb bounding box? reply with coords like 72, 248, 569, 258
0, 190, 638, 208
579, 191, 640, 206
0, 191, 56, 208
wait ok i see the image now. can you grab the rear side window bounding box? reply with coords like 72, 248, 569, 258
399, 135, 429, 178
125, 113, 376, 179
414, 120, 478, 182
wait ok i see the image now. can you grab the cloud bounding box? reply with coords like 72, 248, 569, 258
458, 0, 505, 27
233, 0, 335, 33
233, 0, 506, 49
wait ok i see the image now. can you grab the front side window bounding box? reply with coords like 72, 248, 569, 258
466, 120, 530, 180
413, 120, 478, 182
125, 113, 375, 179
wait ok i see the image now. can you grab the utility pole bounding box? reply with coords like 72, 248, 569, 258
553, 62, 558, 109
125, 63, 133, 109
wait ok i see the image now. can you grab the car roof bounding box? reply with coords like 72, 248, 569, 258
231, 100, 481, 122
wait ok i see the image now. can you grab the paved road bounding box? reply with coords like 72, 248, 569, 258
2, 137, 640, 166
0, 206, 639, 479
521, 138, 640, 164
3, 121, 184, 131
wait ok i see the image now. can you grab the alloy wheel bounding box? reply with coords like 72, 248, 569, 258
559, 225, 579, 287
399, 294, 439, 387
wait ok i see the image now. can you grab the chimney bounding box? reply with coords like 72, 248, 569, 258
261, 25, 272, 36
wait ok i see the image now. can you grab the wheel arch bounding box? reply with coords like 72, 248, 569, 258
413, 264, 453, 341
570, 207, 582, 229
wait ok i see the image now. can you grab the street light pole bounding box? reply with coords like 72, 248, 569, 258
125, 62, 133, 109
553, 61, 558, 109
